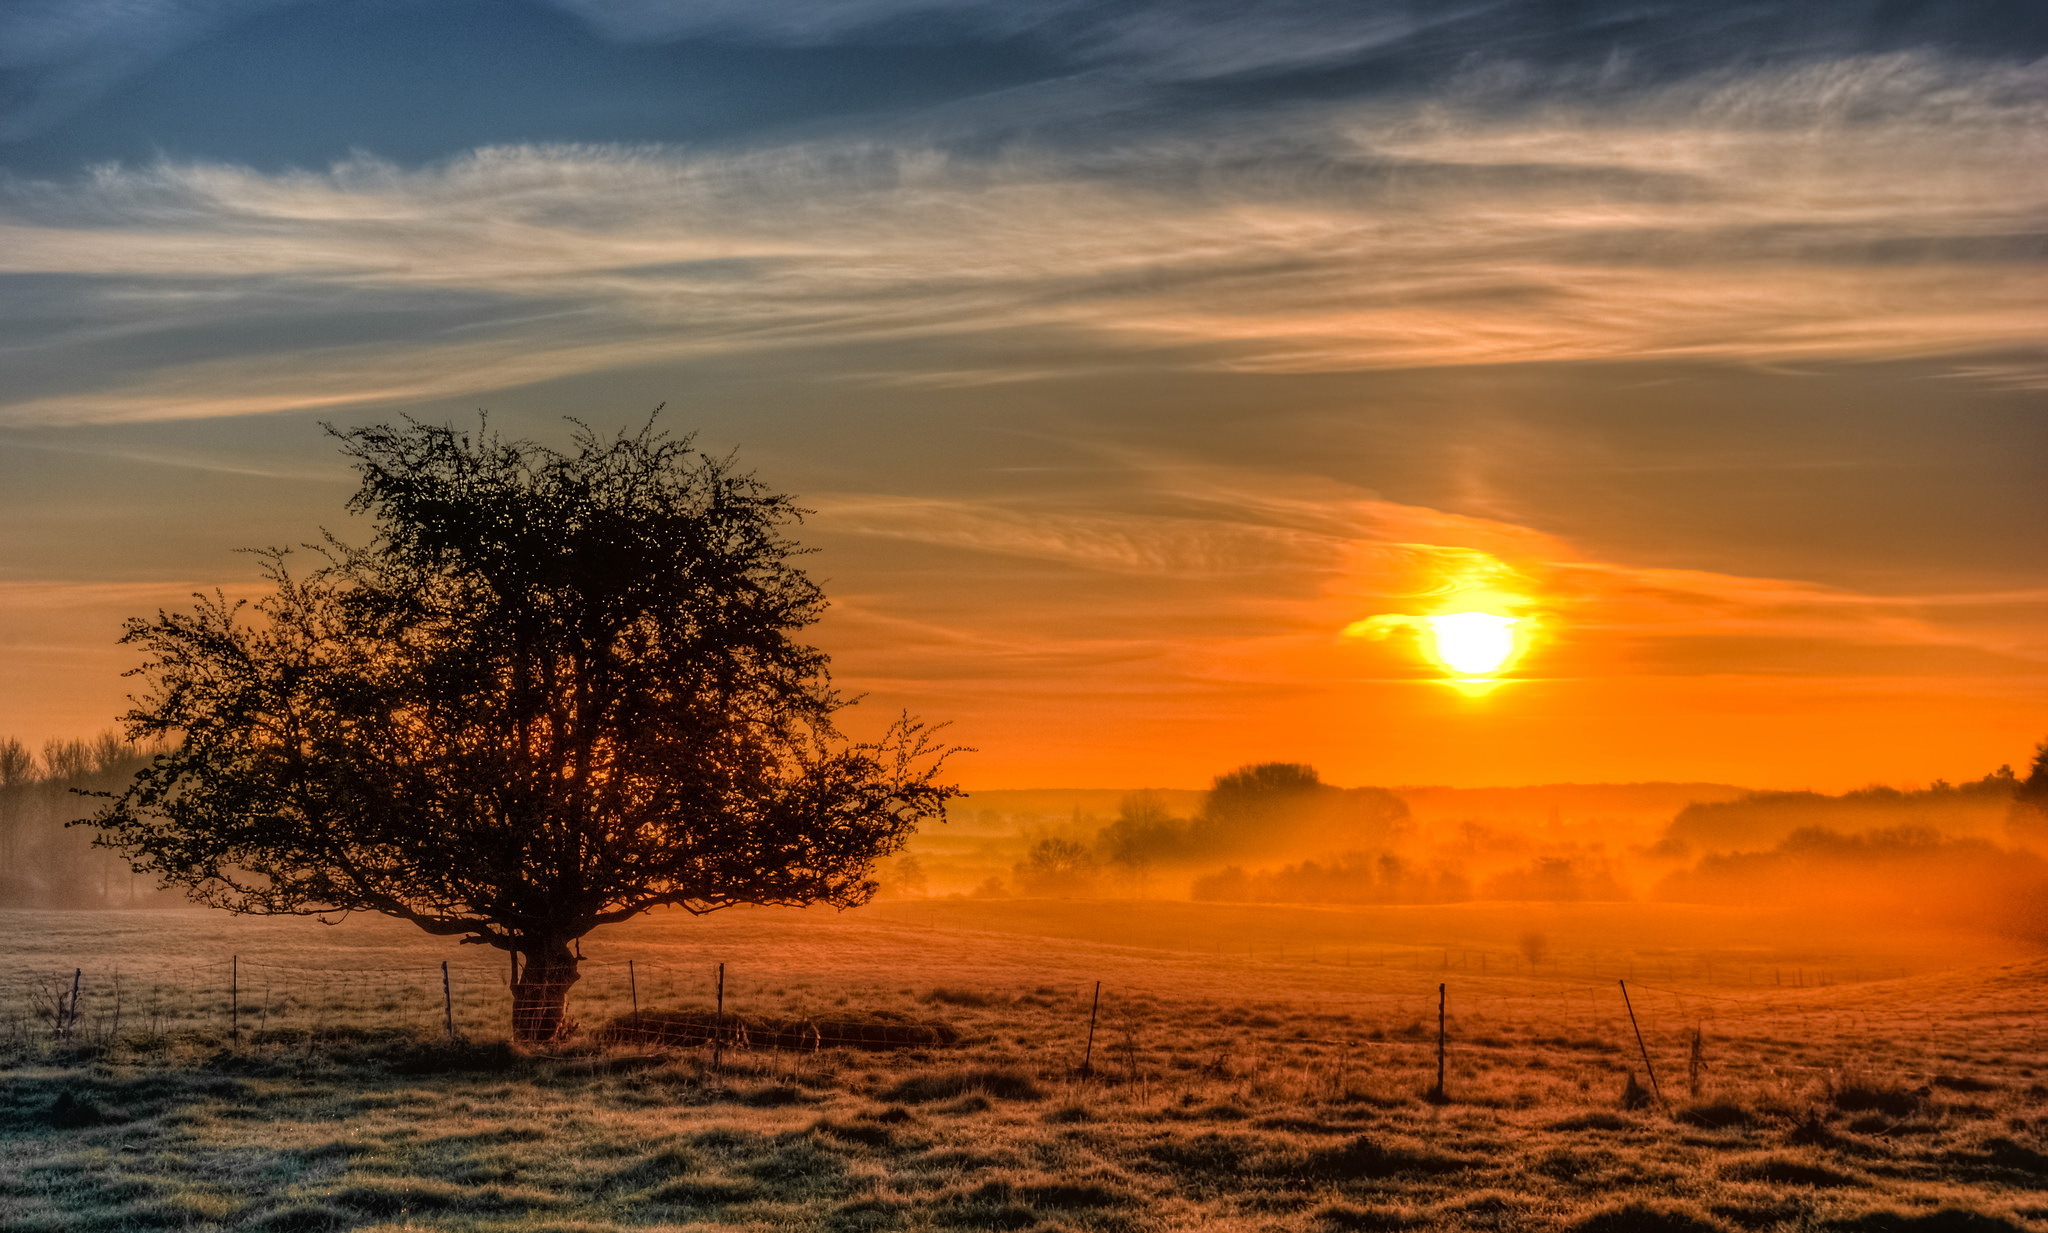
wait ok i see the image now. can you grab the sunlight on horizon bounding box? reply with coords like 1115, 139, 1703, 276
1427, 612, 1521, 677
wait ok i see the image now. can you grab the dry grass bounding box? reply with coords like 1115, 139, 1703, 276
2, 900, 2045, 1232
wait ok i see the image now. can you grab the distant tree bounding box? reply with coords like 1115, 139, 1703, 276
1195, 762, 1324, 849
2013, 738, 2048, 844
1517, 930, 1548, 968
2019, 740, 2048, 813
1013, 838, 1098, 897
0, 738, 31, 887
880, 852, 929, 898
1188, 762, 1407, 858
86, 417, 958, 1041
1096, 790, 1184, 870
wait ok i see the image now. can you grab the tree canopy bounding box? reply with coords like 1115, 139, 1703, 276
87, 416, 957, 1039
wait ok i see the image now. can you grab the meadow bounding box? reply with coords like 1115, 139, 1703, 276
3, 898, 2046, 1232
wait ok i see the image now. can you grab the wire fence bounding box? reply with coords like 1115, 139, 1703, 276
0, 937, 2008, 1098
0, 954, 726, 1050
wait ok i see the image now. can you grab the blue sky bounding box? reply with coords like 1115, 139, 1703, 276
1, 0, 2043, 786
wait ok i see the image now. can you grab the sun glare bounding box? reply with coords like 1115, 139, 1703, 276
1427, 612, 1520, 676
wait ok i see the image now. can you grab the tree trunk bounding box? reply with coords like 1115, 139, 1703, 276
510, 940, 581, 1043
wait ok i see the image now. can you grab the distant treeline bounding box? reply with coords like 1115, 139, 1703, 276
1659, 768, 2025, 855
987, 747, 2048, 943
0, 734, 169, 909
1007, 763, 1411, 897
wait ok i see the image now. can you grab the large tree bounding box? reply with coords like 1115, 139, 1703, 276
87, 417, 957, 1041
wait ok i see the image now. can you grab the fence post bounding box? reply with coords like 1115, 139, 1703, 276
230, 956, 239, 1046
1618, 979, 1665, 1109
442, 960, 455, 1042
1081, 980, 1101, 1077
1432, 982, 1446, 1101
713, 962, 725, 1070
629, 960, 638, 1015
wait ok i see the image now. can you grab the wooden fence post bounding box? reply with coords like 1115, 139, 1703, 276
713, 962, 725, 1069
1081, 980, 1101, 1077
230, 956, 239, 1046
442, 961, 455, 1042
1432, 982, 1446, 1101
1619, 979, 1665, 1109
629, 960, 638, 1015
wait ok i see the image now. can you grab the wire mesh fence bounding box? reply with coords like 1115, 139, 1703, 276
0, 954, 736, 1050
0, 938, 1988, 1097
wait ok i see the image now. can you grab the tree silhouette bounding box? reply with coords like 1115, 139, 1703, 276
2014, 737, 2048, 842
87, 417, 958, 1041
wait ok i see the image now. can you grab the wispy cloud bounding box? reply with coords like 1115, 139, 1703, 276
2, 51, 2041, 423
812, 461, 2048, 700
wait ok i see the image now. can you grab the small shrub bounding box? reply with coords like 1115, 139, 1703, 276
44, 1091, 110, 1129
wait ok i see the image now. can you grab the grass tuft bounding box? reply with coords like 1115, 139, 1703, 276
1676, 1101, 1754, 1130
1829, 1077, 1924, 1118
882, 1066, 1044, 1104
1303, 1134, 1475, 1180
243, 1203, 355, 1232
1823, 1210, 2032, 1232
1722, 1153, 1861, 1188
1570, 1200, 1732, 1232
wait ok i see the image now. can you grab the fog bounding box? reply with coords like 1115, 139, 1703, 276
12, 726, 2048, 946
886, 747, 2048, 944
0, 733, 170, 909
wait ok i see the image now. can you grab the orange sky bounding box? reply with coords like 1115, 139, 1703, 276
1, 12, 2043, 790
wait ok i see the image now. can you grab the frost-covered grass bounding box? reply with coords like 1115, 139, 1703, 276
3, 900, 2045, 1232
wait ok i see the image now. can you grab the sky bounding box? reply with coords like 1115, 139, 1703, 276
0, 0, 2043, 791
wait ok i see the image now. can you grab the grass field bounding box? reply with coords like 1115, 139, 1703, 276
3, 899, 2045, 1232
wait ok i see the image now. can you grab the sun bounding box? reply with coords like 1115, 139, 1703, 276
1426, 612, 1520, 676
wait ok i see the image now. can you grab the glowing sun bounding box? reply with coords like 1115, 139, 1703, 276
1427, 612, 1520, 676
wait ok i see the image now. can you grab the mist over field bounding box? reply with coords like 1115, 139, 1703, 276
868, 756, 2048, 944
11, 731, 2048, 949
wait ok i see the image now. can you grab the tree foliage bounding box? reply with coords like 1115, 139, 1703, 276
1097, 763, 1409, 867
87, 416, 958, 1038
